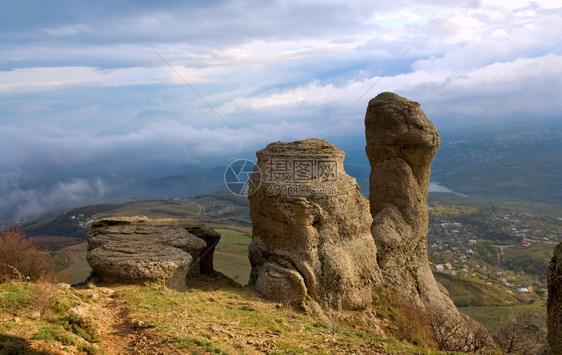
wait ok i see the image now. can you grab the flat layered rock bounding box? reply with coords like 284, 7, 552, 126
87, 216, 220, 289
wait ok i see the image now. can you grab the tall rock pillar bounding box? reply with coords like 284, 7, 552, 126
547, 242, 562, 354
365, 92, 462, 311
248, 138, 381, 310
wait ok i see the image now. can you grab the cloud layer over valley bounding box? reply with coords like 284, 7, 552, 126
1, 0, 561, 221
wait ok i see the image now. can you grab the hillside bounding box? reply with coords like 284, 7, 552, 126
0, 279, 441, 354
6, 183, 556, 353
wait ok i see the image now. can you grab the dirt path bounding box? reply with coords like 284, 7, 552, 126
188, 201, 205, 216
87, 287, 135, 354
493, 244, 515, 263
90, 286, 169, 354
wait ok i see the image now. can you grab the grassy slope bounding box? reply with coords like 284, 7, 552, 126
62, 242, 92, 285
434, 273, 546, 331
103, 200, 202, 219
214, 229, 252, 286
459, 303, 546, 332
0, 281, 438, 355
0, 282, 102, 354
428, 191, 562, 219
434, 273, 520, 307
58, 219, 550, 337
22, 196, 555, 349
502, 243, 556, 281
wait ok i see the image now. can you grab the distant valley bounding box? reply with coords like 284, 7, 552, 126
6, 126, 560, 345
1, 127, 560, 226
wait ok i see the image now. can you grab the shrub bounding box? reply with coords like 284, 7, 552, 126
32, 326, 75, 346
58, 314, 101, 343
0, 227, 56, 282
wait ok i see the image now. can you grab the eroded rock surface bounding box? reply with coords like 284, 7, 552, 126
87, 216, 220, 289
547, 242, 562, 354
365, 92, 473, 333
248, 138, 381, 310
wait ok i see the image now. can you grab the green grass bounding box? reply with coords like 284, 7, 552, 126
0, 281, 102, 353
459, 302, 546, 332
434, 273, 519, 307
32, 326, 75, 346
429, 205, 478, 218
214, 229, 252, 285
215, 229, 251, 255
23, 214, 59, 231
0, 282, 33, 309
435, 272, 548, 335
0, 279, 456, 354
428, 192, 562, 218
107, 201, 203, 219
502, 243, 556, 280
63, 242, 92, 284
56, 314, 101, 343
192, 196, 225, 205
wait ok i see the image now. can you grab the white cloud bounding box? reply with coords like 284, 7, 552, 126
0, 0, 561, 219
0, 66, 166, 93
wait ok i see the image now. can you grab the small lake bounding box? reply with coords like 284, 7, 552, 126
429, 182, 467, 196
429, 182, 453, 193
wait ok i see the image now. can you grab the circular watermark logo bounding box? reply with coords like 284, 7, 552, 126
224, 159, 261, 196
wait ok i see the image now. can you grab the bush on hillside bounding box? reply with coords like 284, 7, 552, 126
0, 227, 56, 282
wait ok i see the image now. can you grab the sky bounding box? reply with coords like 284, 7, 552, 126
1, 0, 561, 221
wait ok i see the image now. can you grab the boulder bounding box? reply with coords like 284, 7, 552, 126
547, 242, 562, 354
248, 138, 380, 310
87, 216, 220, 289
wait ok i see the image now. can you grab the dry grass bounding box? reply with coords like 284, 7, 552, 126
371, 286, 437, 349
0, 277, 462, 354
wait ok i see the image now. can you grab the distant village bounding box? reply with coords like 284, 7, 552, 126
427, 206, 560, 297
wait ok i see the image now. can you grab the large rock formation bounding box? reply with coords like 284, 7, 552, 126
87, 216, 220, 289
365, 92, 472, 333
248, 138, 381, 310
547, 242, 562, 354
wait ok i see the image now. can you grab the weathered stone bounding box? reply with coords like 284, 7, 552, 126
29, 311, 41, 320
248, 138, 380, 310
87, 216, 220, 289
547, 242, 562, 354
365, 92, 480, 346
69, 305, 89, 319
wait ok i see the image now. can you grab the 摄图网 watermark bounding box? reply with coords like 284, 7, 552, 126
224, 158, 338, 197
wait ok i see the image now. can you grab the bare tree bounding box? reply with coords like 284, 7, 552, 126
426, 305, 491, 352
494, 312, 547, 354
